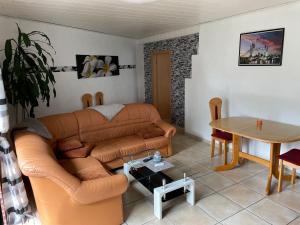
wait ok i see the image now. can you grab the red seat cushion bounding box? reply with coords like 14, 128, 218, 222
279, 149, 300, 166
212, 130, 233, 141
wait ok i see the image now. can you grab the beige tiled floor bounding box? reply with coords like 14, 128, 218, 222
123, 134, 300, 225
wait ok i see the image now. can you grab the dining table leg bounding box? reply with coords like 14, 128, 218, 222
266, 143, 277, 195
266, 143, 292, 195
214, 134, 240, 171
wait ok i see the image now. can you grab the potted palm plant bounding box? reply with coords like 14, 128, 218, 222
2, 24, 56, 122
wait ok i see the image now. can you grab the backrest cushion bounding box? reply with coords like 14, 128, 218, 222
57, 138, 83, 152
74, 103, 161, 143
39, 113, 79, 141
15, 132, 80, 192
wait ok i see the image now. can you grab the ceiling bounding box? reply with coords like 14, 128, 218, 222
0, 0, 297, 39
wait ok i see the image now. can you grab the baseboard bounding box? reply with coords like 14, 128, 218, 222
182, 131, 210, 144
175, 126, 185, 134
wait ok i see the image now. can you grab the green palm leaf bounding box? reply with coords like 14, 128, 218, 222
2, 24, 56, 118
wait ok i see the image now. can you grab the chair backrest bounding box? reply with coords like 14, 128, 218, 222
82, 93, 93, 108
209, 97, 222, 134
209, 97, 222, 121
95, 92, 104, 105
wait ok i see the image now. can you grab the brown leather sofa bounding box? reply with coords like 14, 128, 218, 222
15, 103, 176, 225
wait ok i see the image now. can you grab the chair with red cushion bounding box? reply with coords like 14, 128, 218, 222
278, 149, 299, 192
209, 97, 232, 164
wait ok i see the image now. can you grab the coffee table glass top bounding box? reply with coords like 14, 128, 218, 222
127, 157, 186, 202
127, 157, 174, 173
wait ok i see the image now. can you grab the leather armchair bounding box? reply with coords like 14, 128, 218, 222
15, 132, 128, 225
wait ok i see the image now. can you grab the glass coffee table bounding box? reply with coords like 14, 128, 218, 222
124, 157, 195, 219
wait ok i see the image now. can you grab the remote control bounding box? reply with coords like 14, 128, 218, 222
143, 156, 153, 162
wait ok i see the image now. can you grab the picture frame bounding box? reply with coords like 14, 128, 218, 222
76, 55, 120, 79
238, 28, 285, 66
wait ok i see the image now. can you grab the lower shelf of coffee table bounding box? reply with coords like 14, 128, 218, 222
129, 166, 187, 202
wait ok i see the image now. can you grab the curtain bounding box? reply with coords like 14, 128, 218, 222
0, 69, 32, 225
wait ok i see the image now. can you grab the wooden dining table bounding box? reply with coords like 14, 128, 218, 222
210, 117, 300, 195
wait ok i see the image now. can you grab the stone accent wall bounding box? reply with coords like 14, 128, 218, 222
144, 33, 199, 127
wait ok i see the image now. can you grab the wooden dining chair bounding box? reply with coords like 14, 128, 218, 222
82, 93, 93, 108
209, 97, 232, 164
95, 92, 104, 105
278, 149, 299, 192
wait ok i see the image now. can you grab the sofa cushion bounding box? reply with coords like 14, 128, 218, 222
57, 138, 83, 152
91, 140, 122, 163
144, 136, 169, 149
74, 103, 161, 143
59, 156, 109, 181
137, 124, 165, 139
118, 136, 146, 156
40, 112, 79, 141
60, 143, 95, 159
91, 135, 145, 163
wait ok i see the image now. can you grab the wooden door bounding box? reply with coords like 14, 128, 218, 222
152, 51, 171, 122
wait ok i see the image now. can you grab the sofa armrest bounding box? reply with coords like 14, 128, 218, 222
156, 120, 176, 138
73, 174, 128, 204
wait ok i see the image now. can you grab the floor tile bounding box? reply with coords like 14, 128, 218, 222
188, 163, 212, 178
164, 168, 186, 180
248, 199, 298, 225
123, 184, 146, 204
238, 161, 266, 174
220, 166, 256, 183
166, 202, 217, 225
161, 195, 187, 211
199, 155, 232, 171
173, 143, 187, 154
125, 200, 156, 225
288, 217, 300, 225
172, 152, 201, 164
196, 193, 242, 222
143, 218, 173, 225
183, 146, 211, 160
198, 173, 235, 191
268, 190, 300, 213
241, 172, 277, 195
220, 184, 264, 208
195, 180, 215, 201
222, 210, 270, 225
167, 157, 185, 168
288, 180, 300, 194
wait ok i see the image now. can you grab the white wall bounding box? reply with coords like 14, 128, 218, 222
0, 16, 138, 117
186, 1, 300, 159
136, 25, 200, 102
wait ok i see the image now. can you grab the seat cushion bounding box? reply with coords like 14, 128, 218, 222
59, 156, 109, 181
212, 130, 232, 141
137, 124, 165, 139
57, 138, 83, 152
60, 143, 95, 159
91, 135, 146, 163
279, 149, 300, 166
144, 136, 169, 149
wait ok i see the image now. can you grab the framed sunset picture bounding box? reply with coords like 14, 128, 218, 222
239, 28, 285, 66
